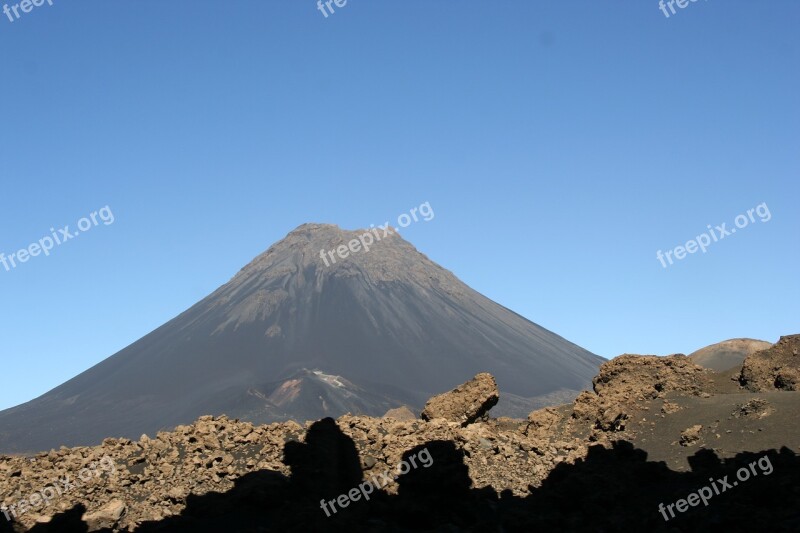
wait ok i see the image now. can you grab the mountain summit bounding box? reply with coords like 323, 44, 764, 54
0, 223, 603, 453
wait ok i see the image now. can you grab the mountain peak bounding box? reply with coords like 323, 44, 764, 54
232, 221, 433, 288
0, 224, 603, 453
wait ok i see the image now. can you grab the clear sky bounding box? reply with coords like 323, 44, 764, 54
0, 1, 798, 410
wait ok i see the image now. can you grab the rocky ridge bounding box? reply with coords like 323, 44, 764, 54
1, 335, 798, 531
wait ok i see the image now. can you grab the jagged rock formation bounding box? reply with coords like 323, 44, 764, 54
421, 373, 498, 426
1, 337, 798, 531
739, 335, 800, 391
568, 354, 712, 434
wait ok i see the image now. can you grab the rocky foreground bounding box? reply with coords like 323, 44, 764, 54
1, 335, 799, 532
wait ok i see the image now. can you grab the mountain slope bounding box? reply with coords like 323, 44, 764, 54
0, 223, 603, 453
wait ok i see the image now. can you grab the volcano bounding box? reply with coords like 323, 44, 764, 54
0, 223, 603, 453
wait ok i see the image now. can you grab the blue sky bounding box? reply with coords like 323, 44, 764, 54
0, 1, 798, 410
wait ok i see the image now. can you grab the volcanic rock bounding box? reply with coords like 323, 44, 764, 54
82, 499, 126, 531
679, 424, 703, 447
525, 407, 561, 435
421, 373, 499, 426
383, 406, 417, 420
739, 335, 800, 391
568, 354, 712, 433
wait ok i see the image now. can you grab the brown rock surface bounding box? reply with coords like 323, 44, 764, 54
566, 353, 712, 434
524, 407, 562, 438
82, 499, 126, 531
382, 406, 417, 420
591, 354, 712, 401
0, 413, 577, 530
420, 373, 499, 426
679, 424, 703, 447
739, 335, 800, 391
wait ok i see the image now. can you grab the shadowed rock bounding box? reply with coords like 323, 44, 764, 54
82, 499, 126, 531
740, 335, 800, 391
